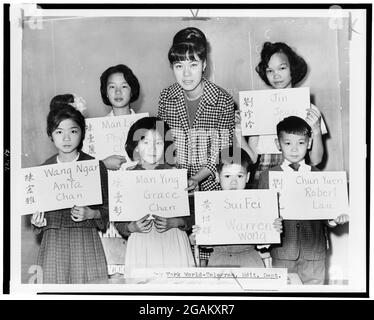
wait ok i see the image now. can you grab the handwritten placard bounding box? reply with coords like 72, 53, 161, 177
268, 171, 349, 220
82, 113, 148, 168
194, 190, 280, 245
21, 160, 102, 214
239, 87, 310, 136
128, 267, 288, 288
109, 169, 189, 221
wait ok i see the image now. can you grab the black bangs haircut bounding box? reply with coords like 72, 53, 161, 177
47, 97, 86, 150
100, 64, 140, 106
276, 116, 312, 138
216, 146, 254, 173
168, 42, 206, 65
125, 116, 176, 165
256, 42, 308, 87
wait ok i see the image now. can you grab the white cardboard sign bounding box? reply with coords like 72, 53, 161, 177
194, 190, 280, 245
239, 87, 310, 136
268, 171, 349, 220
82, 113, 149, 167
21, 160, 102, 214
109, 169, 189, 221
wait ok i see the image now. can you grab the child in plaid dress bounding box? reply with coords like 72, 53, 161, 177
97, 64, 140, 277
31, 94, 109, 284
115, 117, 195, 275
236, 42, 328, 187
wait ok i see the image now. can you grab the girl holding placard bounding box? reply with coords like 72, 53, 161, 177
97, 64, 141, 278
114, 117, 195, 274
99, 64, 140, 170
237, 42, 328, 184
31, 94, 109, 284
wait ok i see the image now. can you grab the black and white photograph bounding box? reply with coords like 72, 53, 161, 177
5, 3, 369, 298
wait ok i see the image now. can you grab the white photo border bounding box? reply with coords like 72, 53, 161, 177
8, 3, 369, 297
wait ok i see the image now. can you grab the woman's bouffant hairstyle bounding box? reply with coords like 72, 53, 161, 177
47, 94, 86, 150
168, 27, 208, 65
216, 146, 254, 173
256, 42, 308, 87
100, 64, 140, 106
125, 116, 176, 165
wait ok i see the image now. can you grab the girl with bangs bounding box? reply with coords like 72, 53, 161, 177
114, 117, 195, 273
158, 27, 235, 266
158, 27, 235, 193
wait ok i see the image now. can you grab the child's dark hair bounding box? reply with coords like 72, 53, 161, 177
100, 64, 140, 106
168, 27, 207, 65
47, 94, 86, 150
256, 42, 308, 87
216, 146, 253, 173
125, 116, 176, 165
276, 116, 312, 138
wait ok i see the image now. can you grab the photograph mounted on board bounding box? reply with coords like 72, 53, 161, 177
9, 4, 367, 295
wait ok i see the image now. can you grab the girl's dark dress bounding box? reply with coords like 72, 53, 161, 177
34, 152, 109, 283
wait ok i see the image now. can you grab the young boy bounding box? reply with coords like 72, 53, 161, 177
258, 116, 349, 284
190, 146, 283, 268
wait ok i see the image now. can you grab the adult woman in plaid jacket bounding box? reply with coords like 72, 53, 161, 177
158, 27, 235, 192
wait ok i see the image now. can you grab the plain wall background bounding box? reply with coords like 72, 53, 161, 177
20, 16, 349, 284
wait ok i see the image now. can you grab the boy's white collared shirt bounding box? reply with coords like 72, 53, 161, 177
280, 158, 311, 172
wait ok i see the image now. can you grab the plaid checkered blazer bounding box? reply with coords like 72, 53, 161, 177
34, 151, 109, 232
258, 165, 328, 261
158, 79, 235, 191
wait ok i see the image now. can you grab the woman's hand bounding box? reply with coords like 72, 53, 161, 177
153, 215, 183, 233
186, 177, 199, 192
273, 216, 283, 233
127, 214, 153, 233
31, 211, 47, 228
70, 206, 99, 222
103, 155, 127, 170
305, 107, 322, 134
